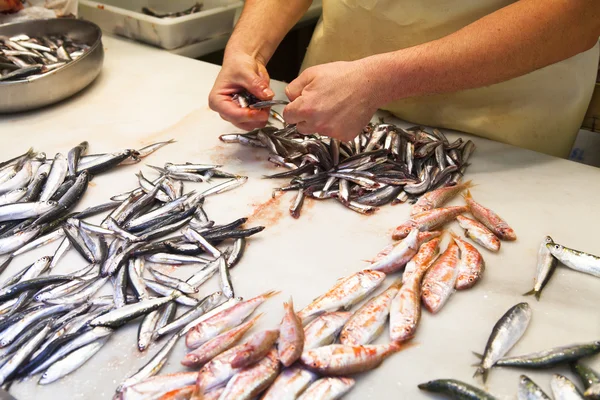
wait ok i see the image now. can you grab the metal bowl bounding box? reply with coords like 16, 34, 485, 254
0, 18, 104, 113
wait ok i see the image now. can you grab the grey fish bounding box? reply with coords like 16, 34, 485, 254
90, 293, 179, 328
116, 333, 180, 393
154, 291, 223, 339
551, 374, 584, 400
495, 340, 600, 369
518, 375, 552, 400
39, 153, 68, 201
0, 320, 52, 385
418, 379, 497, 400
570, 361, 600, 390
39, 337, 108, 385
474, 302, 532, 382
523, 236, 558, 300
547, 242, 600, 278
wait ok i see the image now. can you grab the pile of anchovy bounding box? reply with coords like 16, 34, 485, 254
0, 34, 89, 82
420, 301, 600, 399
220, 101, 475, 218
0, 142, 264, 391
142, 3, 203, 18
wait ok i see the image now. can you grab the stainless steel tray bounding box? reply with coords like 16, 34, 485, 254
0, 18, 104, 113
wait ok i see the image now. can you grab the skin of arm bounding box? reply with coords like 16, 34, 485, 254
284, 0, 600, 141
208, 0, 313, 130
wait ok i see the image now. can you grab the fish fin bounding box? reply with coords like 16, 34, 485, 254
472, 351, 484, 359
462, 190, 472, 209
522, 289, 536, 298
473, 366, 489, 383
284, 296, 294, 310
534, 291, 541, 301
262, 290, 281, 299
246, 313, 263, 327
463, 180, 476, 189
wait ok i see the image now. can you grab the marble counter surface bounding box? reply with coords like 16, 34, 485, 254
1, 35, 599, 399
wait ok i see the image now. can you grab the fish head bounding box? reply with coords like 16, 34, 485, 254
497, 225, 517, 241
392, 221, 418, 240
544, 236, 554, 244
456, 273, 479, 290
547, 243, 565, 257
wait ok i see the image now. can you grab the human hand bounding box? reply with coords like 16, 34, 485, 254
208, 52, 274, 131
283, 60, 380, 141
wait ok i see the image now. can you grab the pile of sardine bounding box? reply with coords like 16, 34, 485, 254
524, 235, 600, 300
420, 302, 600, 399
142, 3, 203, 18
220, 111, 476, 218
0, 34, 89, 82
122, 189, 517, 399
0, 142, 267, 391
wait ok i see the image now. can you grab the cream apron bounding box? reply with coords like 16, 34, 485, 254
302, 0, 599, 157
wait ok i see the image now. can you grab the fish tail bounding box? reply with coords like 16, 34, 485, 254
284, 296, 295, 310
522, 289, 536, 298
534, 291, 542, 301
463, 180, 475, 190
472, 351, 483, 359
462, 190, 472, 209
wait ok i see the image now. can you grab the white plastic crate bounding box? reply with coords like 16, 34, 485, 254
79, 0, 242, 50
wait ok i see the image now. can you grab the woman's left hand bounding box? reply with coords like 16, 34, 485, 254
283, 59, 381, 142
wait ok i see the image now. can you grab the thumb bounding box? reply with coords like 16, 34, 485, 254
240, 68, 274, 101
285, 71, 311, 101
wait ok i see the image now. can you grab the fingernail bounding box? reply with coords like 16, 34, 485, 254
263, 88, 274, 97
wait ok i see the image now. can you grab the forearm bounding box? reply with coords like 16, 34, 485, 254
371, 0, 600, 104
226, 0, 313, 64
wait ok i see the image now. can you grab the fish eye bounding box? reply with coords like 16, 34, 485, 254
468, 277, 474, 283
554, 244, 560, 249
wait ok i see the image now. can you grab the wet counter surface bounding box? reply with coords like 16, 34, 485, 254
1, 35, 599, 399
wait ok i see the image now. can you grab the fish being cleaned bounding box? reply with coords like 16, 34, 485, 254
524, 236, 557, 300
456, 215, 501, 252
547, 242, 600, 278
463, 190, 516, 241
473, 302, 532, 382
298, 270, 386, 322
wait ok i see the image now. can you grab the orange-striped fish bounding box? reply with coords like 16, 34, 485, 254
456, 215, 501, 252
392, 206, 468, 240
181, 314, 261, 368
339, 280, 401, 346
463, 190, 516, 241
451, 231, 485, 290
219, 348, 280, 400
298, 271, 386, 322
402, 237, 442, 284
421, 240, 460, 313
370, 228, 419, 274
278, 297, 304, 367
300, 342, 402, 375
303, 312, 352, 349
368, 231, 442, 264
410, 180, 474, 216
186, 291, 279, 349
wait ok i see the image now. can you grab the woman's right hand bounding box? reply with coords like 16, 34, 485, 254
208, 52, 275, 131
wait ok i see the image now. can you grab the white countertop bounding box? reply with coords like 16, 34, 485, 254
2, 35, 600, 400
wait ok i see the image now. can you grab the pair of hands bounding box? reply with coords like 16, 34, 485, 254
208, 52, 380, 142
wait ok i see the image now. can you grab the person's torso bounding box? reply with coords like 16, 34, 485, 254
302, 0, 599, 157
